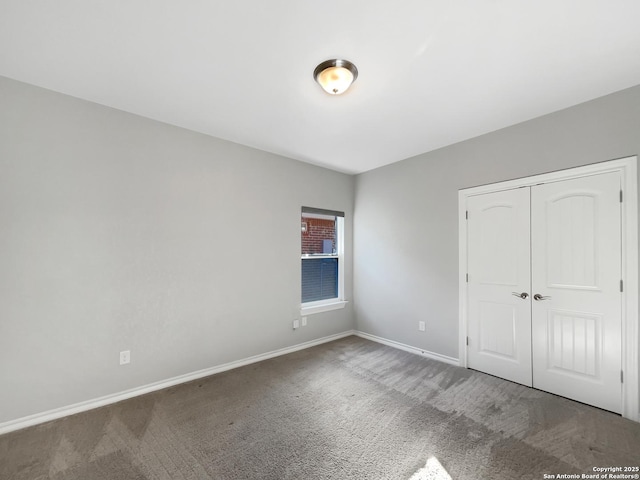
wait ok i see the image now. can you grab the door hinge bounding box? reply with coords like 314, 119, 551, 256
620, 190, 623, 203
466, 336, 469, 346
620, 279, 624, 292
466, 210, 468, 220
466, 273, 469, 283
621, 370, 624, 383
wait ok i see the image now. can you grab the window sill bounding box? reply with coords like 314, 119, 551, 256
301, 300, 348, 316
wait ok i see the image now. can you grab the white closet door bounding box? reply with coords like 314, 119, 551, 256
531, 172, 622, 413
467, 188, 532, 386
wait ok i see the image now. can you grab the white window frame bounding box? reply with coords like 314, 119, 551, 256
301, 213, 347, 315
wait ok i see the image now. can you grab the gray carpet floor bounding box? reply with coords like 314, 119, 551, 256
1, 335, 640, 479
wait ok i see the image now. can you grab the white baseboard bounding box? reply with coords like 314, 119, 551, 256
354, 331, 460, 366
0, 330, 356, 436
0, 329, 459, 435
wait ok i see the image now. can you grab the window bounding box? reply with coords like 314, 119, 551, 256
301, 207, 346, 315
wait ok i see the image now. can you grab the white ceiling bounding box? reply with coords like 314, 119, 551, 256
1, 1, 640, 174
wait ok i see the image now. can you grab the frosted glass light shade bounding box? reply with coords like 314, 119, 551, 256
314, 59, 358, 95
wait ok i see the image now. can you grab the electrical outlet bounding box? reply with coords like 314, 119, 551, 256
293, 319, 300, 330
418, 321, 426, 332
119, 350, 131, 365
301, 316, 307, 327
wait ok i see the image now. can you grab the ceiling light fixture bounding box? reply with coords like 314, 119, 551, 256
313, 59, 358, 95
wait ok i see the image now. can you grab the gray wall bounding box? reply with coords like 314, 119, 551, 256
3, 72, 639, 426
354, 84, 640, 360
0, 76, 354, 424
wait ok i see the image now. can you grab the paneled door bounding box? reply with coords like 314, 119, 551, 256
531, 172, 622, 413
466, 172, 622, 413
467, 187, 532, 387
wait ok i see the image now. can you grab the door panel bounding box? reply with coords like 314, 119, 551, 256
545, 192, 599, 290
467, 188, 532, 386
531, 172, 621, 413
478, 301, 518, 359
547, 309, 601, 377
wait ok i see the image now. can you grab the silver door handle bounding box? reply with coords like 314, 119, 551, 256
511, 292, 529, 299
533, 294, 551, 301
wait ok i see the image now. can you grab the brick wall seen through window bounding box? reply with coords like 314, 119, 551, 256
301, 217, 336, 255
